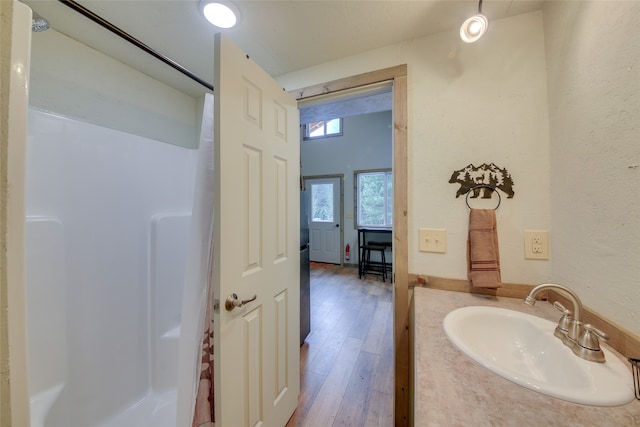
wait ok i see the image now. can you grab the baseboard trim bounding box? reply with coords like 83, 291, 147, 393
409, 274, 535, 299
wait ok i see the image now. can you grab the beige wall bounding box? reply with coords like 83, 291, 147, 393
544, 1, 640, 335
277, 4, 639, 335
0, 2, 14, 423
1, 2, 32, 425
278, 12, 552, 285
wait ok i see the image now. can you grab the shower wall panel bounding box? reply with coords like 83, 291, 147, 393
150, 213, 191, 392
25, 108, 197, 426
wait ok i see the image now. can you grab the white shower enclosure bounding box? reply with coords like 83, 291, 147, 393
25, 108, 199, 427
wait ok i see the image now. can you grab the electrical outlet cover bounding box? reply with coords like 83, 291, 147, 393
524, 230, 549, 260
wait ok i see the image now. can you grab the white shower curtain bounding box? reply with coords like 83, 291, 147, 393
176, 93, 215, 427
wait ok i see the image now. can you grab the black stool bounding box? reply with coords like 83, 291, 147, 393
367, 241, 393, 282
360, 243, 387, 282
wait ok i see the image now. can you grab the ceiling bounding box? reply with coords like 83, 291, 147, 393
22, 0, 544, 98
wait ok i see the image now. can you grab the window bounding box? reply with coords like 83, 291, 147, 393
310, 183, 334, 222
304, 118, 343, 140
355, 170, 393, 228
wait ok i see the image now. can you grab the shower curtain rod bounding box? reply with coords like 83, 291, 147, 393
58, 0, 214, 91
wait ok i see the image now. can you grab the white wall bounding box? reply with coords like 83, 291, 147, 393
302, 111, 393, 264
280, 11, 551, 285
29, 29, 202, 148
543, 1, 640, 334
278, 6, 640, 336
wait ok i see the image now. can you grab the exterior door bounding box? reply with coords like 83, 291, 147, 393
307, 176, 342, 264
213, 34, 300, 427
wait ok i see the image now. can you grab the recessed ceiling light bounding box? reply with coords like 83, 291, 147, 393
200, 1, 238, 29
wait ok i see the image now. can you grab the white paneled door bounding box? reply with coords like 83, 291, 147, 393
308, 177, 342, 264
213, 34, 300, 427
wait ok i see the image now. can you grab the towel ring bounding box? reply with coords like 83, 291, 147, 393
466, 185, 501, 210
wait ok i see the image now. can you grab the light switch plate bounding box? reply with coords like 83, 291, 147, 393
419, 228, 447, 253
524, 230, 549, 260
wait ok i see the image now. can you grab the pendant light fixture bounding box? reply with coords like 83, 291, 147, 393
460, 0, 489, 43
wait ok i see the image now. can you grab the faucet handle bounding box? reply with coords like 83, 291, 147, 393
579, 323, 609, 352
553, 301, 572, 316
553, 301, 572, 336
574, 324, 608, 363
583, 324, 609, 341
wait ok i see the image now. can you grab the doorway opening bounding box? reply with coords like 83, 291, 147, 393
291, 64, 409, 426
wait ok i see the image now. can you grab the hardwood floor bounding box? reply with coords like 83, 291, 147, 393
286, 264, 394, 427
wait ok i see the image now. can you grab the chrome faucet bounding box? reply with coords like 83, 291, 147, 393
525, 283, 608, 363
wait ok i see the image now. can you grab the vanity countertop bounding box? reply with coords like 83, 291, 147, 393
413, 287, 640, 427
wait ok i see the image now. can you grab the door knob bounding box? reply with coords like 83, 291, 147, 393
335, 224, 340, 227
225, 293, 257, 311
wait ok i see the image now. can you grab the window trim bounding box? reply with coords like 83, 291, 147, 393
303, 118, 343, 140
354, 168, 393, 229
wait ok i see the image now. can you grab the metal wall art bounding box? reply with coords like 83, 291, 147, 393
449, 163, 515, 199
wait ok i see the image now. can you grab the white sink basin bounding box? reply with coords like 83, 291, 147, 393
443, 306, 635, 406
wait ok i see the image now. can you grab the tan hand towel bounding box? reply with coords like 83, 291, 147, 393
467, 208, 502, 289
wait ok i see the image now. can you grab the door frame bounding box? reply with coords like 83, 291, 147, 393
290, 64, 409, 426
2, 3, 32, 425
304, 174, 344, 265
